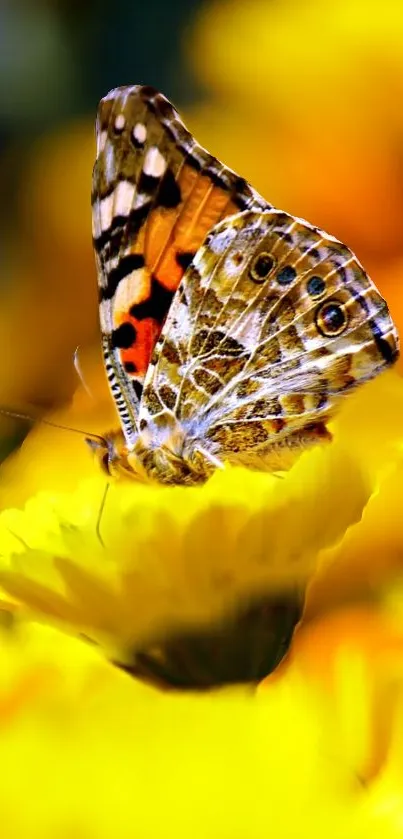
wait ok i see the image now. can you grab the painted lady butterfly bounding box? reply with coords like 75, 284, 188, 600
91, 85, 399, 485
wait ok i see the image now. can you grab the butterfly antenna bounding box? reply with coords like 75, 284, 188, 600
74, 346, 95, 400
0, 406, 108, 448
96, 482, 110, 547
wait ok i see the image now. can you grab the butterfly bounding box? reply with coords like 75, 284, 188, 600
91, 85, 399, 485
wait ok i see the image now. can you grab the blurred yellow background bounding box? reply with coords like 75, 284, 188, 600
1, 0, 402, 462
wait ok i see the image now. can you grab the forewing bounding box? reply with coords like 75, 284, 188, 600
139, 210, 399, 463
92, 85, 268, 446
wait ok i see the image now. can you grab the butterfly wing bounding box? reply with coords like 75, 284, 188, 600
92, 85, 269, 447
138, 209, 399, 470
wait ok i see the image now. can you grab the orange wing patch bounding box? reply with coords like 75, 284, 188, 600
103, 166, 256, 378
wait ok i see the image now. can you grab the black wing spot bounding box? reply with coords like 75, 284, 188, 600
132, 380, 143, 400
138, 171, 160, 195
203, 167, 227, 189
111, 322, 137, 349
158, 169, 182, 208
370, 319, 398, 364
176, 251, 195, 270
130, 276, 174, 323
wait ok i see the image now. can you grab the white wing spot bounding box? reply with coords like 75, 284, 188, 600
92, 201, 101, 238
114, 113, 126, 132
143, 146, 167, 178
133, 122, 147, 144
100, 193, 114, 231
114, 180, 135, 217
104, 142, 116, 183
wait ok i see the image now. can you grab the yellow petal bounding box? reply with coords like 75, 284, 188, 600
0, 433, 369, 684
0, 618, 396, 839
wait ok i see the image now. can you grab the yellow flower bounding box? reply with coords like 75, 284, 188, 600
262, 604, 403, 780
0, 617, 403, 837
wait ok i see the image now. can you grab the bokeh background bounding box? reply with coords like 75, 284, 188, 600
1, 0, 403, 464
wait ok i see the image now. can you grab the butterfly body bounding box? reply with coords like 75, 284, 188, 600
91, 86, 399, 485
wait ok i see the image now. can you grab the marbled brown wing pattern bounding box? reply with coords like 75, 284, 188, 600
138, 209, 399, 472
92, 85, 269, 448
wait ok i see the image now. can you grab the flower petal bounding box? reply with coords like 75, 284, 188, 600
0, 427, 370, 686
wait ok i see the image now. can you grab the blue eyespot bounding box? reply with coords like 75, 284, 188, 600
276, 265, 297, 285
316, 300, 347, 337
250, 252, 275, 282
307, 275, 326, 298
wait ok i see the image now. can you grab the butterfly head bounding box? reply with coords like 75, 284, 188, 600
85, 430, 144, 480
